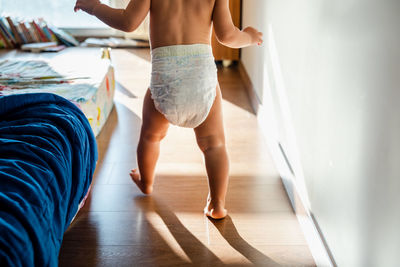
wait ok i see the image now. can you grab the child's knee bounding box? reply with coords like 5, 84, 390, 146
196, 135, 225, 152
141, 131, 167, 143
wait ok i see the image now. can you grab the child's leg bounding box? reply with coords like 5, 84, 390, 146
130, 88, 169, 194
194, 85, 229, 219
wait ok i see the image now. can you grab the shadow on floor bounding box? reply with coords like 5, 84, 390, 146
133, 196, 282, 266
116, 81, 138, 99
59, 213, 99, 267
217, 63, 255, 115
210, 216, 281, 267
135, 196, 225, 266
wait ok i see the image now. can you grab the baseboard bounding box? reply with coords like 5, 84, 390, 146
238, 61, 335, 266
259, 120, 335, 267
280, 170, 336, 267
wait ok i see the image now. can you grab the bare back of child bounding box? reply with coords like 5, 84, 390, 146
74, 0, 262, 219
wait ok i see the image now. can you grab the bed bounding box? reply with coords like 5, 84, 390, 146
0, 53, 115, 137
0, 93, 97, 266
0, 50, 114, 266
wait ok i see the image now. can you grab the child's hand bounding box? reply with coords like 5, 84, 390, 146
74, 0, 101, 15
243, 27, 263, 46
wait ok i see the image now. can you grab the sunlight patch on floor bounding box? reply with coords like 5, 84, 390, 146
145, 211, 192, 263
114, 90, 143, 119
145, 210, 255, 265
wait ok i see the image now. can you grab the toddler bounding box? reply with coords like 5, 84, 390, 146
74, 0, 262, 219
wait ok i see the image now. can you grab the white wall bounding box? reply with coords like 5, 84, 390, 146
242, 0, 400, 266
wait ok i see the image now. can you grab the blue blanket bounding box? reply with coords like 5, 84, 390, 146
0, 93, 97, 267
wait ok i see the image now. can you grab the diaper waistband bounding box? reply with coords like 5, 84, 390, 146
151, 44, 213, 59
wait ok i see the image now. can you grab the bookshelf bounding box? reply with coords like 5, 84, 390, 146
0, 16, 79, 49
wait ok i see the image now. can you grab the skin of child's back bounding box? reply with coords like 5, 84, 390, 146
149, 0, 216, 49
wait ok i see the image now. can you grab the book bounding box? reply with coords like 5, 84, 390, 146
21, 42, 65, 53
0, 23, 13, 48
49, 26, 79, 47
41, 45, 65, 52
0, 33, 7, 48
28, 22, 41, 43
19, 22, 34, 43
45, 26, 58, 42
6, 17, 22, 46
82, 37, 150, 48
0, 18, 15, 42
32, 20, 49, 42
0, 18, 15, 47
0, 16, 80, 50
16, 23, 28, 44
37, 18, 53, 41
41, 25, 52, 41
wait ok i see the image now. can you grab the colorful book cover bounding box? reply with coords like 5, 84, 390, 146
0, 16, 81, 49
0, 22, 13, 48
50, 26, 79, 47
0, 18, 14, 40
0, 18, 15, 47
19, 22, 34, 43
41, 24, 53, 41
6, 17, 22, 45
45, 26, 58, 42
16, 23, 28, 44
37, 18, 53, 41
28, 22, 41, 42
0, 33, 8, 48
32, 20, 49, 42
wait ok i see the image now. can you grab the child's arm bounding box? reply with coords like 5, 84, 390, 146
213, 0, 263, 48
74, 0, 150, 32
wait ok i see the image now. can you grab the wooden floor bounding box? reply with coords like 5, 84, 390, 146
59, 48, 315, 267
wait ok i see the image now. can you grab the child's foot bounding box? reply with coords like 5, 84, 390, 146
204, 198, 227, 220
130, 169, 153, 195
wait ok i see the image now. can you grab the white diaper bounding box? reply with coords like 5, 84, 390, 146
150, 44, 218, 128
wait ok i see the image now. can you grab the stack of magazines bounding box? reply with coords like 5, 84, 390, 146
0, 16, 79, 49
